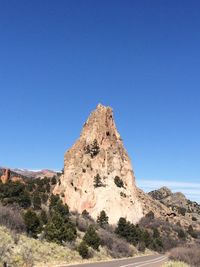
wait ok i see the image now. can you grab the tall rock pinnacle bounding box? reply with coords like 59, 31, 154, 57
54, 104, 143, 224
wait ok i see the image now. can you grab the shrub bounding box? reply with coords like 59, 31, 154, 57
145, 211, 155, 220
76, 216, 89, 232
188, 225, 197, 238
169, 245, 200, 267
177, 229, 186, 240
98, 228, 133, 258
177, 207, 186, 216
77, 241, 89, 259
97, 210, 109, 228
114, 176, 124, 188
192, 216, 197, 221
0, 204, 25, 232
137, 241, 146, 252
83, 225, 101, 250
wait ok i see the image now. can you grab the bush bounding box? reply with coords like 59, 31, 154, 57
177, 207, 186, 216
169, 245, 200, 267
98, 228, 133, 258
177, 229, 186, 240
97, 210, 109, 228
77, 241, 89, 259
145, 211, 155, 220
83, 225, 101, 250
76, 216, 89, 232
188, 225, 197, 238
114, 176, 124, 188
137, 241, 146, 252
0, 204, 25, 232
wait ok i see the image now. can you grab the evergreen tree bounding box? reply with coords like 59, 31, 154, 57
40, 210, 48, 225
33, 192, 42, 209
44, 213, 77, 244
24, 209, 41, 237
115, 217, 129, 238
93, 174, 103, 188
83, 225, 101, 250
153, 228, 160, 239
78, 241, 89, 259
97, 210, 109, 228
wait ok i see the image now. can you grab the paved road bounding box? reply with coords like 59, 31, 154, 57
63, 254, 167, 267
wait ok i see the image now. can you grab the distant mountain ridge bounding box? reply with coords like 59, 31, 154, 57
0, 167, 58, 180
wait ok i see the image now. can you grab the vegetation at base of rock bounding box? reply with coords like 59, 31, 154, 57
114, 176, 124, 188
0, 171, 200, 266
115, 217, 163, 252
97, 210, 109, 228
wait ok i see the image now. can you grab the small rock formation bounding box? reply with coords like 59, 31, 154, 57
0, 168, 24, 184
0, 168, 10, 184
54, 104, 143, 224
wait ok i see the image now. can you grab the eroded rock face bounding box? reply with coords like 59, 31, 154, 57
54, 104, 143, 224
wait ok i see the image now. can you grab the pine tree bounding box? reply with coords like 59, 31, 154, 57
97, 210, 109, 228
24, 209, 41, 237
83, 225, 101, 250
78, 241, 89, 259
93, 174, 103, 188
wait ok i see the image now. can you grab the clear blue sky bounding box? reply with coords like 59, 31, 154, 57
0, 1, 200, 201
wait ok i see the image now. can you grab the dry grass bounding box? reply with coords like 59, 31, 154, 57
163, 261, 189, 267
0, 225, 81, 267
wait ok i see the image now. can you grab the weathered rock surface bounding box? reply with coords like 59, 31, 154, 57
54, 104, 143, 224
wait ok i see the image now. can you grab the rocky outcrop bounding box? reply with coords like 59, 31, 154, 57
0, 168, 24, 184
54, 104, 143, 224
149, 187, 200, 226
0, 168, 10, 184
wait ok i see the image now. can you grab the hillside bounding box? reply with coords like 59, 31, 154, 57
149, 187, 200, 227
